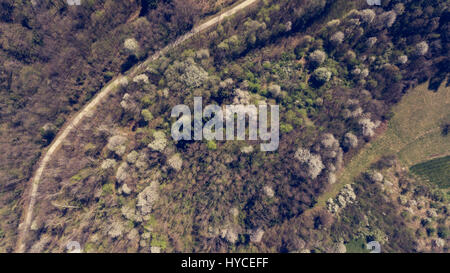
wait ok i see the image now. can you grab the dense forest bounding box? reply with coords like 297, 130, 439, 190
0, 0, 448, 252
0, 0, 237, 252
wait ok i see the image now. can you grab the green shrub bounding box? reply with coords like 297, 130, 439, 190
207, 140, 217, 150
141, 109, 153, 122
280, 123, 293, 133
248, 81, 261, 93
102, 183, 114, 195
151, 234, 168, 250
140, 95, 152, 107
312, 67, 331, 84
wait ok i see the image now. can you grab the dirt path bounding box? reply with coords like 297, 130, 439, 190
16, 0, 260, 253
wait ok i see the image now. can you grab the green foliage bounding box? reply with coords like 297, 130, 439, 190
71, 168, 93, 183
141, 109, 153, 122
345, 238, 370, 253
410, 156, 450, 189
102, 183, 114, 195
285, 109, 304, 127
312, 67, 331, 85
140, 95, 153, 107
206, 140, 217, 150
248, 81, 262, 94
84, 242, 96, 253
280, 123, 293, 133
218, 35, 243, 56
151, 233, 168, 250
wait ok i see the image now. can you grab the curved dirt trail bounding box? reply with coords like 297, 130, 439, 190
16, 0, 259, 252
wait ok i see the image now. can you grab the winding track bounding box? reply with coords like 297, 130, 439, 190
16, 0, 259, 252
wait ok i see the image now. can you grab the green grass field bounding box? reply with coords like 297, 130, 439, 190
410, 156, 450, 189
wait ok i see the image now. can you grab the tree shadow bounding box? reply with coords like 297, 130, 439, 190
120, 55, 139, 73
428, 59, 449, 91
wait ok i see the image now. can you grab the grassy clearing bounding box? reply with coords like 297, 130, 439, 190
316, 82, 450, 207
410, 156, 450, 189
